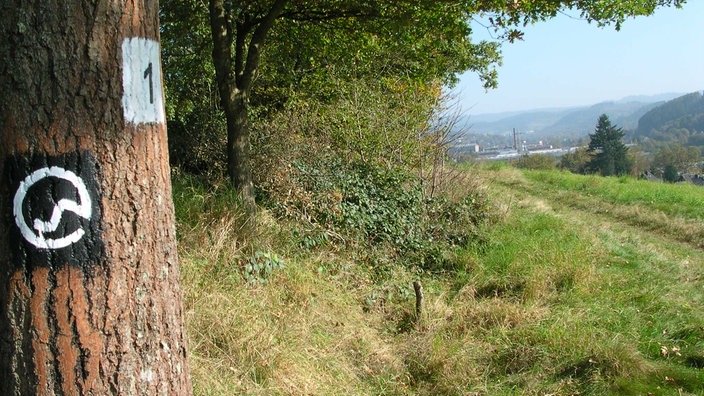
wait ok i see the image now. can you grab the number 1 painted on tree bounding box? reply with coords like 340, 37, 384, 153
143, 62, 154, 104
121, 37, 164, 124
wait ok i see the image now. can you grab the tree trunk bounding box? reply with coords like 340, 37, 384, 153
0, 1, 192, 395
209, 0, 256, 209
209, 0, 287, 210
227, 93, 256, 209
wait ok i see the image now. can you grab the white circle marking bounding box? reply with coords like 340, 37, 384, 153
13, 166, 92, 249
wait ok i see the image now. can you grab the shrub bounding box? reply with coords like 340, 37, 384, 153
559, 147, 591, 174
280, 156, 491, 272
663, 164, 679, 183
243, 251, 285, 285
514, 153, 556, 170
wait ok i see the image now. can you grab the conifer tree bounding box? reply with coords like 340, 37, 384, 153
587, 114, 632, 176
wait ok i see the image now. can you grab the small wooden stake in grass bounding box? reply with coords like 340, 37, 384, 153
413, 280, 424, 322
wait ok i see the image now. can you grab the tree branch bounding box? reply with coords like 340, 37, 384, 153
240, 0, 289, 92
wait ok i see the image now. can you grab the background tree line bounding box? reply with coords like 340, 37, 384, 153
514, 111, 703, 184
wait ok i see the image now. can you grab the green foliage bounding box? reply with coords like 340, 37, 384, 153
652, 144, 701, 175
627, 146, 650, 177
302, 76, 442, 169
335, 163, 422, 246
249, 79, 468, 251
257, 1, 506, 91
586, 114, 632, 176
560, 147, 592, 174
244, 251, 285, 285
663, 164, 679, 183
513, 153, 556, 170
281, 157, 490, 271
160, 0, 227, 176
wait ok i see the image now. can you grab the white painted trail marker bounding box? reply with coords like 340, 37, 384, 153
122, 37, 165, 124
13, 167, 92, 250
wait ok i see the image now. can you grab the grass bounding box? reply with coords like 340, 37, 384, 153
175, 166, 704, 395
523, 169, 704, 220
487, 168, 704, 250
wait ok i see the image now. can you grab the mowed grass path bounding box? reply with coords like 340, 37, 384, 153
472, 165, 704, 394
498, 168, 704, 250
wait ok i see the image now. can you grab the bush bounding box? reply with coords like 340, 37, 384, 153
663, 164, 679, 183
514, 154, 556, 170
278, 156, 491, 272
559, 147, 591, 174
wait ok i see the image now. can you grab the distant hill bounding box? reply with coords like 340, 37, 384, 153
459, 109, 566, 135
458, 93, 684, 139
540, 101, 662, 136
636, 91, 704, 137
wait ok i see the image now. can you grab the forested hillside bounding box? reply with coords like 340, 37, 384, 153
635, 91, 704, 147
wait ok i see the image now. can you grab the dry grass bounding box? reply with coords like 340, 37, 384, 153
182, 253, 411, 395
177, 190, 411, 394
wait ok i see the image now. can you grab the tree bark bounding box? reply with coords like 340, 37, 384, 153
227, 93, 256, 208
0, 1, 192, 394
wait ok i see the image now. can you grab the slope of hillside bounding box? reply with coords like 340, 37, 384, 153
636, 91, 704, 137
540, 101, 661, 136
176, 166, 704, 395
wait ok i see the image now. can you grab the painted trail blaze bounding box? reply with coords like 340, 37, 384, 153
6, 151, 105, 274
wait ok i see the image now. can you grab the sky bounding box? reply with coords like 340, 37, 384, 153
454, 1, 704, 116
